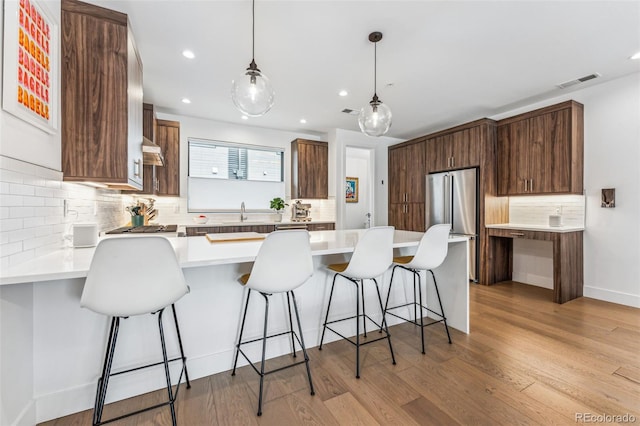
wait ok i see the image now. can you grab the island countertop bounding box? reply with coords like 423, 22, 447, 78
0, 230, 468, 285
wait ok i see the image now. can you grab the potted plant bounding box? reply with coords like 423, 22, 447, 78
269, 197, 288, 222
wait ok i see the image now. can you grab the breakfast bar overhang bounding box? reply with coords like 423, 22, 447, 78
0, 230, 469, 424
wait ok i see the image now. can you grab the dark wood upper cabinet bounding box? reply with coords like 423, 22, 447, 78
155, 119, 180, 196
61, 0, 143, 190
426, 127, 481, 172
497, 101, 583, 195
291, 139, 328, 199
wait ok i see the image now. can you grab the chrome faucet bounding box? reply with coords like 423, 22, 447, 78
240, 201, 247, 222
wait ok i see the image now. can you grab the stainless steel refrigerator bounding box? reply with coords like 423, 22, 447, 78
426, 168, 479, 281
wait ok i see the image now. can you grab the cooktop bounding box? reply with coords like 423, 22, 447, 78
106, 224, 178, 234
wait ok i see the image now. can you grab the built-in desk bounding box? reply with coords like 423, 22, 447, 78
486, 224, 584, 303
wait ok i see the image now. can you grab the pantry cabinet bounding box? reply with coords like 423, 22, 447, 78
291, 139, 328, 199
497, 101, 583, 195
61, 0, 143, 190
388, 139, 426, 232
154, 119, 180, 196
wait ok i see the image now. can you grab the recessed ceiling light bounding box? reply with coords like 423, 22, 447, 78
300, 118, 307, 124
630, 51, 640, 60
182, 50, 195, 59
339, 90, 348, 97
241, 115, 249, 120
181, 98, 191, 104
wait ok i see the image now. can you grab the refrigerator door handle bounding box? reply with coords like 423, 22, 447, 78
443, 174, 451, 229
449, 174, 454, 229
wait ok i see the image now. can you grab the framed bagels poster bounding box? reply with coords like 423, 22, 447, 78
2, 0, 58, 133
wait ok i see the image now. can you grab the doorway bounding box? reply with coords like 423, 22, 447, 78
345, 147, 374, 229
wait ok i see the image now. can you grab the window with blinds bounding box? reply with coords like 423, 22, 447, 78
189, 139, 283, 182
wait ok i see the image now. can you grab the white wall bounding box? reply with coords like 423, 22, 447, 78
490, 72, 640, 307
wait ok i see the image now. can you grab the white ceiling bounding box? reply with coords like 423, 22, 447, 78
87, 0, 640, 140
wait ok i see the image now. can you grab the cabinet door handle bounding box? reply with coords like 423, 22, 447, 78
510, 232, 525, 237
524, 179, 528, 192
530, 179, 533, 192
451, 157, 455, 168
134, 159, 141, 178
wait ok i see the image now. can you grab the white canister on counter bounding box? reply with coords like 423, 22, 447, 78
548, 208, 562, 227
73, 223, 98, 247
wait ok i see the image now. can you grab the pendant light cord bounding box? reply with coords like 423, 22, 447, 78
373, 41, 377, 97
252, 0, 256, 61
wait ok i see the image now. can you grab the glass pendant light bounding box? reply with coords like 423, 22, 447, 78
358, 32, 392, 137
231, 0, 274, 117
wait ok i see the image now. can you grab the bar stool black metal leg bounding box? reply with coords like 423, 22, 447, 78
157, 309, 177, 426
429, 270, 452, 344
286, 292, 297, 357
94, 317, 120, 426
257, 293, 270, 416
290, 291, 315, 396
361, 279, 367, 338
373, 278, 396, 366
355, 279, 361, 379
416, 271, 426, 354
232, 288, 252, 375
171, 303, 191, 388
319, 274, 338, 350
413, 271, 418, 323
381, 266, 399, 333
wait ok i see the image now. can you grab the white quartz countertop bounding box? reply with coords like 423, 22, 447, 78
0, 230, 468, 285
486, 223, 585, 233
184, 220, 336, 226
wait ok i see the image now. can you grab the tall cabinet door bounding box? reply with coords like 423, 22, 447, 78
155, 120, 180, 196
388, 146, 407, 204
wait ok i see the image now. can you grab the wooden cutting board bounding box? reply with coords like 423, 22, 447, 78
206, 232, 266, 243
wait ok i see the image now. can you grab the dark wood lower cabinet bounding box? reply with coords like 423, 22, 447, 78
485, 227, 583, 303
186, 223, 335, 236
389, 203, 425, 232
186, 225, 276, 236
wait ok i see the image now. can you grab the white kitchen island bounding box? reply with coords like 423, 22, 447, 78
0, 230, 469, 424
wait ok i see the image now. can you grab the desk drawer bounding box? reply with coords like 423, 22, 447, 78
487, 228, 553, 241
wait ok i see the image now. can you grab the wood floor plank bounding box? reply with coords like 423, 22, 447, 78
402, 396, 461, 425
37, 283, 640, 426
323, 392, 380, 426
522, 381, 597, 422
614, 365, 640, 385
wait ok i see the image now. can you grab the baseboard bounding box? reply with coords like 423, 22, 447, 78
583, 285, 640, 308
10, 399, 35, 426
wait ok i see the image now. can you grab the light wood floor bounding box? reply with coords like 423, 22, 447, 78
41, 282, 640, 426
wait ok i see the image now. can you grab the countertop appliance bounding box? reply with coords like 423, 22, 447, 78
291, 201, 312, 222
426, 168, 479, 281
105, 224, 178, 234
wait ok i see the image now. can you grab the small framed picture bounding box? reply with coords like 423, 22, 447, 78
346, 177, 359, 203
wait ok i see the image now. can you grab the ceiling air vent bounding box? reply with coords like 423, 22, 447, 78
557, 73, 601, 89
341, 108, 360, 116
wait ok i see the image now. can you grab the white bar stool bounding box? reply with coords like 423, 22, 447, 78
383, 224, 452, 354
80, 236, 191, 426
319, 226, 396, 378
231, 230, 315, 416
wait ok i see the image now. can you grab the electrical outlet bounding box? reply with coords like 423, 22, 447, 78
93, 201, 98, 216
63, 199, 69, 217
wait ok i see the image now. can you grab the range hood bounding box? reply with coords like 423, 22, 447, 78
142, 137, 165, 166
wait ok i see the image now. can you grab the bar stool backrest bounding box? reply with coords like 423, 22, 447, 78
81, 236, 189, 317
405, 224, 450, 270
246, 230, 313, 294
342, 226, 394, 279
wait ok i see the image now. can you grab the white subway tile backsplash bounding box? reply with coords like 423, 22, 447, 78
0, 155, 128, 267
509, 195, 585, 227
